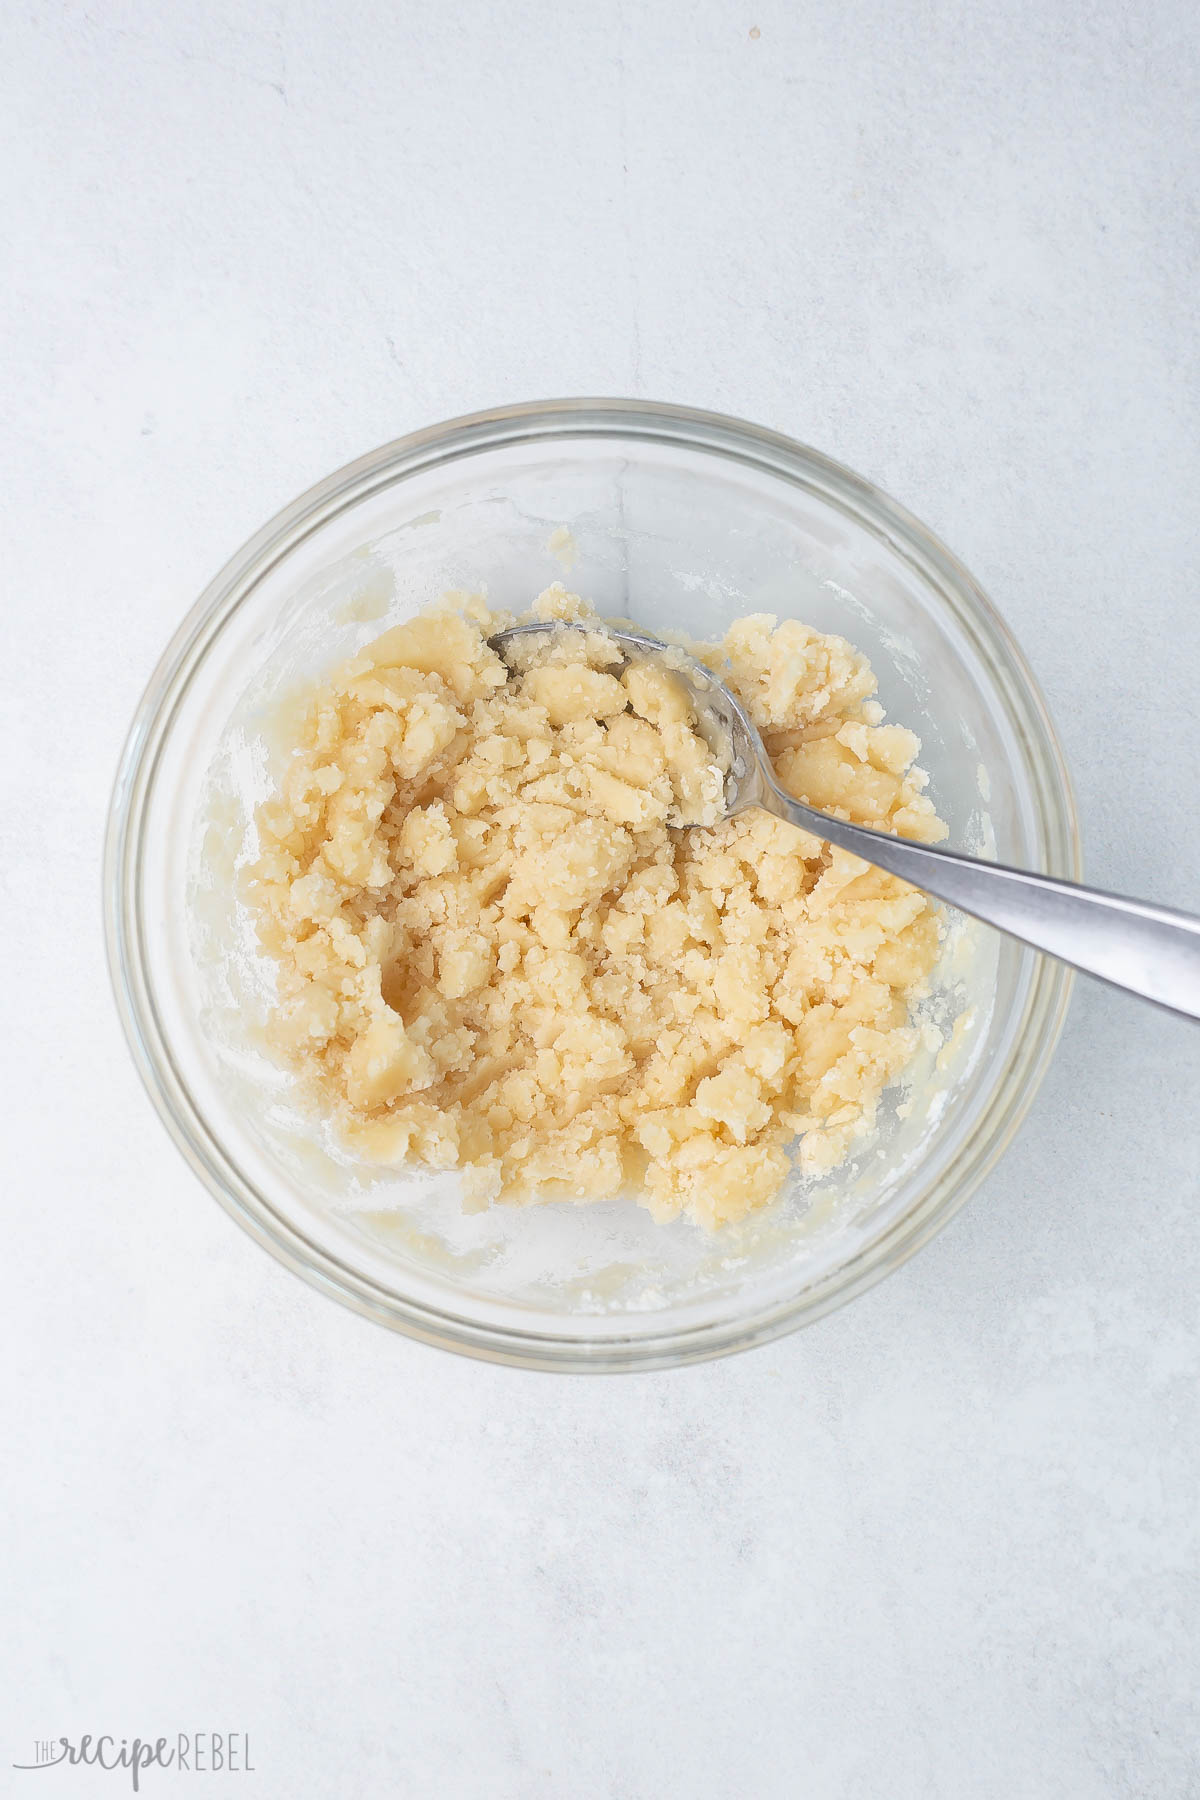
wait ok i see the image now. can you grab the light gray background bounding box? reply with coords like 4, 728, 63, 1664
3, 1, 1199, 1795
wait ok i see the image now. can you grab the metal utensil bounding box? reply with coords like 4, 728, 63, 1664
489, 620, 1200, 1021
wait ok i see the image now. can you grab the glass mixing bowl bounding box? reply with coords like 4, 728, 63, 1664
105, 400, 1079, 1370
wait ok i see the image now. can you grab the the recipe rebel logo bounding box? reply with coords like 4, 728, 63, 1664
13, 1734, 255, 1790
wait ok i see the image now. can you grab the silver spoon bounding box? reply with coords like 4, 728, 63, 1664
489, 620, 1200, 1022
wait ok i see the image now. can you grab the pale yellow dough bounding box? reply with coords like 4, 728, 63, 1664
248, 586, 947, 1231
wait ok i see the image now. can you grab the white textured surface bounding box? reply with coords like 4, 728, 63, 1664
3, 1, 1200, 1794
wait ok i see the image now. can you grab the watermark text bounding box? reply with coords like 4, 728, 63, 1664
14, 1733, 254, 1790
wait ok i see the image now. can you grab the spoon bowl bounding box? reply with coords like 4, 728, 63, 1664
488, 618, 770, 820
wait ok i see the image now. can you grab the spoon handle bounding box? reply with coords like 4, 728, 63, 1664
774, 793, 1200, 1022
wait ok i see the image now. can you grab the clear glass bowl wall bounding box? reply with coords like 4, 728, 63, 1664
106, 402, 1078, 1369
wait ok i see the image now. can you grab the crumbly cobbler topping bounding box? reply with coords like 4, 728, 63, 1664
247, 585, 946, 1230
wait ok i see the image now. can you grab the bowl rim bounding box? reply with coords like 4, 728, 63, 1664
104, 397, 1080, 1371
